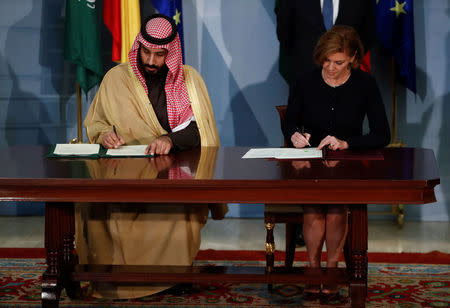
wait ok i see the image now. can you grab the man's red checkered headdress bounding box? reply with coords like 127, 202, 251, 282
129, 14, 193, 130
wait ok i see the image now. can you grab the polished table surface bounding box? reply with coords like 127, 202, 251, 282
0, 145, 440, 308
0, 145, 440, 204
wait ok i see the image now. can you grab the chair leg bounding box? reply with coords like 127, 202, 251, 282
343, 210, 351, 271
265, 221, 275, 292
285, 223, 297, 268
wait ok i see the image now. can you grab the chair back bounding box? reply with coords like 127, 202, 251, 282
275, 105, 288, 147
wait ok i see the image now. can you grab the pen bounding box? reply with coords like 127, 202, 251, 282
296, 126, 311, 147
113, 125, 118, 138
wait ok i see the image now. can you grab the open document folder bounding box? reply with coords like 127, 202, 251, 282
242, 147, 323, 159
47, 144, 153, 158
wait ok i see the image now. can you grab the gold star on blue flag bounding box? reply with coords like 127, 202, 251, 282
376, 0, 416, 92
152, 0, 185, 62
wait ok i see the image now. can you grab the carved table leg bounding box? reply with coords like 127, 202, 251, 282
61, 203, 81, 299
42, 248, 60, 308
62, 234, 81, 299
347, 205, 368, 308
43, 203, 63, 308
265, 221, 275, 292
43, 203, 80, 308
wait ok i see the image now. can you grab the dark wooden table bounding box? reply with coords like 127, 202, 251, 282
0, 146, 440, 308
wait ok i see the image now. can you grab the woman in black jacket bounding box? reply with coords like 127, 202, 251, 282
284, 25, 390, 300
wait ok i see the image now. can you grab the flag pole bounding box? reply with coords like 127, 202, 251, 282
69, 83, 83, 144
390, 57, 397, 144
76, 82, 83, 143
388, 57, 405, 148
387, 57, 405, 228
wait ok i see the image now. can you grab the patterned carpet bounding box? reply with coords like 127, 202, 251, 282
0, 252, 449, 307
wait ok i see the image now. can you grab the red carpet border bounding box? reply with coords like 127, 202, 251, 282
1, 248, 449, 264
0, 256, 449, 307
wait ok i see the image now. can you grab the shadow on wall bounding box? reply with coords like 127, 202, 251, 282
220, 0, 287, 147
39, 0, 77, 129
438, 5, 450, 219
4, 0, 60, 146
215, 0, 288, 217
4, 63, 51, 146
0, 57, 46, 216
395, 0, 447, 221
184, 0, 287, 148
440, 90, 450, 220
228, 63, 285, 147
1, 0, 64, 215
396, 68, 433, 148
220, 1, 267, 147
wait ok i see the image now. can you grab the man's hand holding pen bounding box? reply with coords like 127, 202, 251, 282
102, 126, 125, 149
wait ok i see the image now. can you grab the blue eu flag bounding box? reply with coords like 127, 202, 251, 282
376, 0, 416, 92
152, 0, 184, 62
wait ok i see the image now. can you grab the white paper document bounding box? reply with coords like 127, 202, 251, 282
53, 144, 100, 155
106, 145, 149, 156
275, 148, 323, 159
241, 148, 284, 159
242, 147, 322, 159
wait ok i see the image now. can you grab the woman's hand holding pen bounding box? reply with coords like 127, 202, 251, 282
317, 135, 348, 151
291, 131, 311, 148
102, 129, 125, 149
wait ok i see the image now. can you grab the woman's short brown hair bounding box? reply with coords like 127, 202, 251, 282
313, 25, 364, 69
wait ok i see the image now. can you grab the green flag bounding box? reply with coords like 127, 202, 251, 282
64, 0, 103, 94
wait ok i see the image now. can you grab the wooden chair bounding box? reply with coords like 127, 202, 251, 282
264, 105, 304, 291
